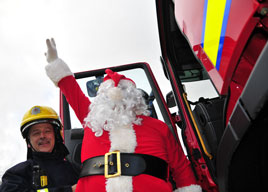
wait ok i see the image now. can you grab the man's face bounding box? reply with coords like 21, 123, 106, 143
28, 123, 55, 153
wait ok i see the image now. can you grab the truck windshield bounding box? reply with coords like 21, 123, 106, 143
68, 68, 165, 129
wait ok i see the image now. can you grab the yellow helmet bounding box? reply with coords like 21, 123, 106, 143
20, 106, 61, 138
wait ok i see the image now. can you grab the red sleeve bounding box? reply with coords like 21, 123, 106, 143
165, 126, 198, 188
58, 75, 91, 124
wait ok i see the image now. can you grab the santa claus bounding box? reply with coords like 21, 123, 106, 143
45, 38, 202, 192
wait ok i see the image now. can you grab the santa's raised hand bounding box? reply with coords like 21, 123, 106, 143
45, 38, 58, 63
44, 38, 73, 86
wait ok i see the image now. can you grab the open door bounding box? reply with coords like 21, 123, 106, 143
156, 0, 223, 191
156, 0, 268, 191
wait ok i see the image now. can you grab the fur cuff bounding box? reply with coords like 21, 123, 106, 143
174, 184, 202, 192
45, 58, 74, 86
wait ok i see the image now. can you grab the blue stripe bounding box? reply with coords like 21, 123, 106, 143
201, 0, 208, 48
215, 0, 232, 70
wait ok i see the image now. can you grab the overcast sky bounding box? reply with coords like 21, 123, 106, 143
0, 0, 174, 176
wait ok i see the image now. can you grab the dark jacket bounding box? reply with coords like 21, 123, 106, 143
0, 151, 79, 192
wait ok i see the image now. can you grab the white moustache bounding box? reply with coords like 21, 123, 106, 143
107, 87, 123, 101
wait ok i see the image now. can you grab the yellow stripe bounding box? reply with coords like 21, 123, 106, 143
183, 93, 213, 159
37, 188, 48, 192
203, 0, 227, 66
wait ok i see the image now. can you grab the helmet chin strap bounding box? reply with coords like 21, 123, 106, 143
26, 135, 57, 154
25, 126, 68, 159
26, 138, 37, 153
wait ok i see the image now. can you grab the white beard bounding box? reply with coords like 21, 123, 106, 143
84, 79, 150, 137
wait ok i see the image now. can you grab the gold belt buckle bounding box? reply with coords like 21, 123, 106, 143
104, 150, 121, 178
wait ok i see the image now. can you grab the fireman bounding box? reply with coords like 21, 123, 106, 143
0, 106, 78, 192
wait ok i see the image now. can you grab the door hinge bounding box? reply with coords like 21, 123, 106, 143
171, 113, 182, 127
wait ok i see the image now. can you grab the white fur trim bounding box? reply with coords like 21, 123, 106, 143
106, 176, 133, 192
106, 124, 137, 192
174, 184, 202, 192
109, 124, 137, 153
45, 58, 74, 86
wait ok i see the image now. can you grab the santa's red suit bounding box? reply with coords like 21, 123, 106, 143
45, 58, 202, 192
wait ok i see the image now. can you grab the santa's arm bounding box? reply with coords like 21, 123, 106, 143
164, 126, 202, 192
44, 38, 90, 124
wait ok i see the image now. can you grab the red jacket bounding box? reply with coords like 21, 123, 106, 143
58, 75, 198, 192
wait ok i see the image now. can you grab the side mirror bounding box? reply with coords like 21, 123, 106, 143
166, 91, 176, 108
86, 76, 104, 97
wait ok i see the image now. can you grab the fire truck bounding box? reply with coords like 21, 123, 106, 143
59, 0, 268, 191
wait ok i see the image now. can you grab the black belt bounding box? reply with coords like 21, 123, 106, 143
79, 151, 168, 181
